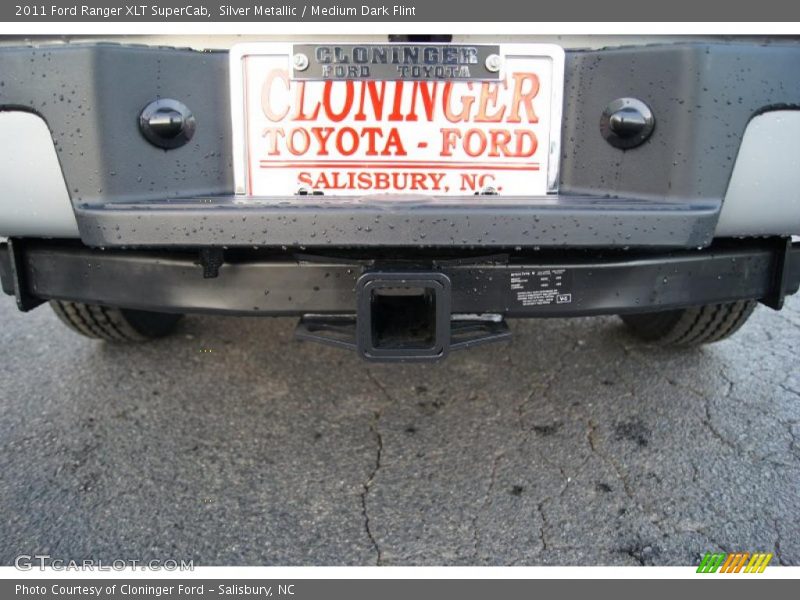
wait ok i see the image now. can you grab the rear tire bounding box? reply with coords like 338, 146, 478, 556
619, 300, 757, 346
50, 300, 182, 342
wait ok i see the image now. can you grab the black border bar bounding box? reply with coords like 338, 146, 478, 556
4, 1, 800, 22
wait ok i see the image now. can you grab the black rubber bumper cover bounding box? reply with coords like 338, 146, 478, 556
76, 195, 721, 249
1, 240, 798, 317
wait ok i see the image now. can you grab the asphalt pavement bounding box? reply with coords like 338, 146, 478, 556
1, 294, 798, 566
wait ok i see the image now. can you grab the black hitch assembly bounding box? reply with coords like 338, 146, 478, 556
295, 271, 511, 362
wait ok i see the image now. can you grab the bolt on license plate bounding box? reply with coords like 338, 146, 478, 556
230, 42, 564, 197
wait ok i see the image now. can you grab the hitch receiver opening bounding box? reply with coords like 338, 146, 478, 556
356, 272, 451, 362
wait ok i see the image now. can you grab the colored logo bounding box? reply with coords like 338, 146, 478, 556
697, 552, 773, 573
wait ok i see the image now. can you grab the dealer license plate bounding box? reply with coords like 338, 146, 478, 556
230, 43, 564, 197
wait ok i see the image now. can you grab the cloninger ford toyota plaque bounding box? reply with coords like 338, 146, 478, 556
230, 43, 565, 197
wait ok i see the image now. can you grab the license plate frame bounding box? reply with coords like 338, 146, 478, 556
230, 42, 564, 198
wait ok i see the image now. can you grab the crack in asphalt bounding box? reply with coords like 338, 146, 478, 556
504, 466, 571, 557
472, 452, 503, 560
701, 401, 739, 453
530, 462, 572, 554
512, 339, 582, 557
537, 501, 549, 552
621, 345, 782, 462
360, 407, 384, 566
667, 371, 748, 456
668, 372, 797, 466
583, 407, 676, 557
515, 339, 579, 430
780, 383, 800, 398
587, 420, 634, 500
362, 371, 394, 566
773, 518, 788, 566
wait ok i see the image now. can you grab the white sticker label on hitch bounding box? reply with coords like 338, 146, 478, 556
510, 269, 572, 307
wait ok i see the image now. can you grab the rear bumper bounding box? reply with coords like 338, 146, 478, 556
76, 195, 721, 248
3, 239, 799, 317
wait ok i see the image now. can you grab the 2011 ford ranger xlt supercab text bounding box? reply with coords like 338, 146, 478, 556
1, 36, 799, 361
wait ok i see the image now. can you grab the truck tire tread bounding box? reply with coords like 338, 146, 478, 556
620, 300, 757, 346
50, 300, 181, 342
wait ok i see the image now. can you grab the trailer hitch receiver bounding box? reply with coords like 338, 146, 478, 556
356, 272, 452, 362
294, 270, 511, 362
